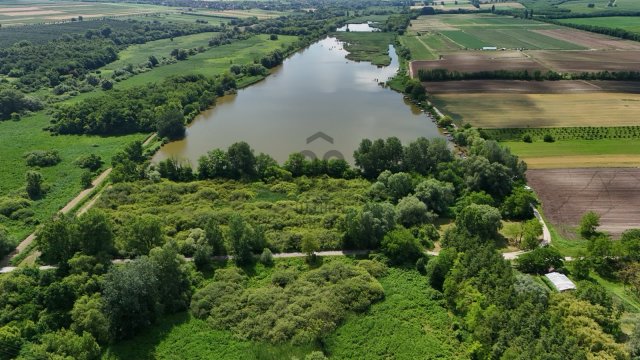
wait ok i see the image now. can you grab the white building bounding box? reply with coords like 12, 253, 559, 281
545, 272, 576, 292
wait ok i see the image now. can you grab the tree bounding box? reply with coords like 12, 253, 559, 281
25, 170, 43, 199
579, 211, 600, 239
229, 215, 253, 265
0, 325, 22, 360
198, 149, 230, 179
396, 195, 432, 227
260, 248, 274, 266
284, 152, 308, 177
521, 218, 543, 250
385, 172, 413, 202
343, 202, 396, 249
37, 215, 77, 265
75, 209, 114, 258
414, 178, 455, 215
80, 171, 93, 189
381, 228, 422, 265
543, 134, 555, 143
630, 321, 640, 360
516, 247, 563, 274
501, 188, 536, 220
148, 55, 159, 67
301, 233, 320, 262
118, 214, 164, 257
204, 218, 226, 255
456, 204, 502, 240
103, 256, 160, 340
156, 103, 185, 140
71, 294, 110, 344
149, 241, 193, 313
0, 226, 13, 258
22, 330, 100, 360
227, 142, 256, 179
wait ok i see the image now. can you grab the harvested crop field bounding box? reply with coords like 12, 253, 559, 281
527, 168, 640, 236
425, 80, 640, 93
534, 28, 640, 50
410, 51, 546, 75
528, 50, 640, 73
430, 92, 640, 128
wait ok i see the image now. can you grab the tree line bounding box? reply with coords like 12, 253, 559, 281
417, 68, 640, 81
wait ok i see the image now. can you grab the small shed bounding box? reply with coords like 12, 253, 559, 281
482, 46, 497, 51
545, 272, 576, 292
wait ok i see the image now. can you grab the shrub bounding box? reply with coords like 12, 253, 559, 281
25, 171, 44, 199
75, 154, 103, 171
260, 248, 274, 266
543, 134, 555, 143
522, 134, 532, 143
24, 150, 61, 167
0, 197, 31, 217
381, 228, 422, 265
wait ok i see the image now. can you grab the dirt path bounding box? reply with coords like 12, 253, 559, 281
0, 168, 112, 269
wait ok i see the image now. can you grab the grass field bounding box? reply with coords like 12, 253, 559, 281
324, 268, 467, 359
139, 13, 229, 26
334, 32, 395, 66
0, 112, 144, 241
0, 1, 175, 26
399, 35, 438, 60
102, 32, 220, 72
431, 92, 640, 128
504, 139, 640, 168
559, 16, 640, 34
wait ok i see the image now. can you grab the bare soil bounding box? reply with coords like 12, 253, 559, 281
535, 28, 640, 50
527, 50, 640, 73
411, 51, 547, 74
424, 80, 640, 93
527, 168, 640, 237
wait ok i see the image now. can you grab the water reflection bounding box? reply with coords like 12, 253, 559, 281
336, 22, 381, 32
153, 36, 442, 165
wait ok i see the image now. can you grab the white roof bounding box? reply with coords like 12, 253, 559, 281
545, 272, 576, 292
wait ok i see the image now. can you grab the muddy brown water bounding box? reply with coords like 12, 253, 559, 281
153, 36, 442, 164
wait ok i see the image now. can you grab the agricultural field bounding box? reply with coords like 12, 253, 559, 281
558, 16, 640, 35
527, 168, 640, 237
527, 49, 640, 72
137, 12, 229, 26
502, 139, 640, 168
534, 28, 640, 50
557, 0, 640, 13
192, 9, 289, 20
411, 51, 546, 76
0, 1, 175, 26
399, 35, 438, 60
430, 92, 640, 128
425, 80, 640, 93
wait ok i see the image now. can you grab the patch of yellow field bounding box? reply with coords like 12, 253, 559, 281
2, 10, 62, 16
523, 155, 640, 169
431, 92, 640, 128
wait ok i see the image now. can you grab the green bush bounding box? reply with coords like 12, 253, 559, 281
24, 150, 61, 167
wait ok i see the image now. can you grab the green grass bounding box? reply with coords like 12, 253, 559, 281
399, 35, 438, 60
103, 32, 220, 71
559, 16, 640, 34
0, 112, 145, 241
503, 139, 640, 158
558, 0, 640, 13
324, 268, 468, 359
418, 32, 462, 52
440, 30, 490, 48
102, 313, 317, 360
334, 32, 395, 66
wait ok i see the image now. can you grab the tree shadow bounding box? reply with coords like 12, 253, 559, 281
102, 312, 190, 360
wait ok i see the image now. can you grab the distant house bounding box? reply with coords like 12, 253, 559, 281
545, 272, 576, 292
482, 46, 497, 51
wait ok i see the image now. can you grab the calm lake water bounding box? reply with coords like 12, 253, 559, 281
153, 36, 441, 164
336, 22, 380, 32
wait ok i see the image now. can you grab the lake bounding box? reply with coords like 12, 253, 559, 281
153, 36, 442, 165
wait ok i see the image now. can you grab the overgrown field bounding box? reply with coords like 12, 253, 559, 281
102, 259, 465, 360
485, 126, 640, 141
93, 177, 371, 253
0, 112, 145, 241
558, 16, 640, 35
334, 32, 395, 66
431, 92, 640, 128
503, 139, 640, 168
0, 1, 175, 27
